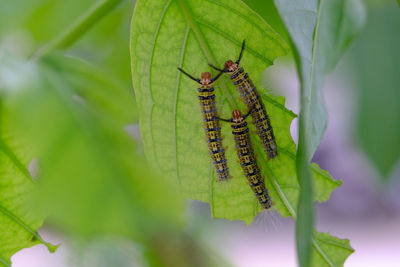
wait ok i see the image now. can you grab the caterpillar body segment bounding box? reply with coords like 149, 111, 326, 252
210, 41, 278, 159
177, 69, 230, 182
222, 110, 272, 209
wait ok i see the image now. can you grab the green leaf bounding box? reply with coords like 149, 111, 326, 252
131, 0, 339, 227
0, 107, 57, 267
131, 0, 287, 219
311, 232, 354, 267
347, 3, 400, 178
33, 0, 125, 58
275, 0, 366, 158
1, 0, 134, 85
274, 0, 365, 266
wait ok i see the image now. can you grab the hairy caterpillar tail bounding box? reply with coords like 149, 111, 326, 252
220, 109, 272, 209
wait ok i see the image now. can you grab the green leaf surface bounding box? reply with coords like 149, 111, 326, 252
0, 0, 134, 85
131, 0, 339, 225
0, 107, 56, 267
311, 232, 354, 267
274, 0, 365, 266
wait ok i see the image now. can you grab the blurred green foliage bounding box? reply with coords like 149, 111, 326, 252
0, 0, 134, 86
0, 49, 181, 265
347, 2, 400, 179
7, 54, 182, 237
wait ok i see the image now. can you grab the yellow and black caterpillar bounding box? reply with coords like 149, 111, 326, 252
177, 68, 230, 181
210, 41, 278, 160
220, 110, 272, 209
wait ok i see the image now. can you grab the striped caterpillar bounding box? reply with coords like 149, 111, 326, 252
220, 110, 272, 209
210, 41, 278, 160
177, 68, 230, 182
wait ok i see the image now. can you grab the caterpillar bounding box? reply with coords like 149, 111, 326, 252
220, 110, 272, 209
177, 68, 230, 182
210, 40, 278, 160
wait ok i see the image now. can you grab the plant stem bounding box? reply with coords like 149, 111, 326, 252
31, 0, 125, 59
296, 112, 314, 267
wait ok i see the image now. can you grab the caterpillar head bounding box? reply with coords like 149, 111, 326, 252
232, 110, 242, 122
200, 72, 212, 85
224, 60, 238, 72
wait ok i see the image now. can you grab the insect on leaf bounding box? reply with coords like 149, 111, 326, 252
130, 0, 341, 224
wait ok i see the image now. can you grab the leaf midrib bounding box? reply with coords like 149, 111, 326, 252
0, 256, 10, 267
195, 20, 273, 65
173, 25, 190, 191
314, 235, 354, 251
0, 204, 48, 251
307, 0, 324, 124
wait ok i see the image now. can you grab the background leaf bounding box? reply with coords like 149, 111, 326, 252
0, 0, 134, 86
347, 2, 400, 178
275, 0, 366, 158
274, 0, 365, 266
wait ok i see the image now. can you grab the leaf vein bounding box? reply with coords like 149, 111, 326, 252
0, 256, 10, 267
147, 0, 172, 167
0, 204, 46, 248
312, 239, 335, 267
195, 20, 273, 65
204, 0, 287, 51
173, 25, 190, 190
0, 139, 33, 183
